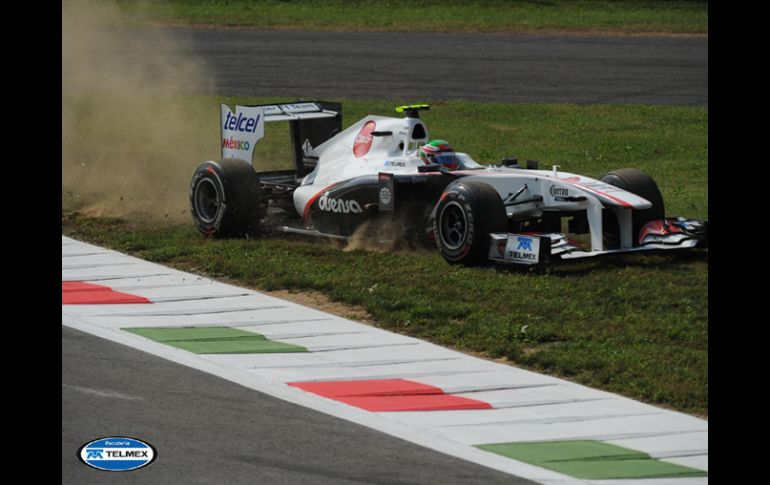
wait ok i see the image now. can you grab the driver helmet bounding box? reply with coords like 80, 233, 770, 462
418, 139, 460, 170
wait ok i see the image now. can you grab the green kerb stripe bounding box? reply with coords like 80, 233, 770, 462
124, 326, 264, 342
475, 440, 706, 480
124, 327, 308, 354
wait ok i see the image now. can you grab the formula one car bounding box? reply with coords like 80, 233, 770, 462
190, 101, 707, 266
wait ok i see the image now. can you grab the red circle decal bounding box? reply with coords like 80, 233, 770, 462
353, 121, 376, 158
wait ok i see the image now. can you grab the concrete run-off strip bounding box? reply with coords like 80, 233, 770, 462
62, 235, 707, 484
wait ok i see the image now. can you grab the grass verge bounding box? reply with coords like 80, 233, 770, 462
62, 215, 708, 416
62, 97, 707, 416
117, 0, 708, 35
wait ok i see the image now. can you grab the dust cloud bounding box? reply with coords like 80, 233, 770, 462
62, 0, 219, 223
344, 216, 433, 254
344, 219, 403, 253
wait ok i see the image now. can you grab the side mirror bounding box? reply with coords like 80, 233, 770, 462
501, 156, 520, 168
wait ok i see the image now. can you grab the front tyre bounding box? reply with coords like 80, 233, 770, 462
433, 180, 508, 265
600, 168, 665, 248
190, 159, 264, 237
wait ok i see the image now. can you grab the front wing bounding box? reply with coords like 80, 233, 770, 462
488, 218, 708, 265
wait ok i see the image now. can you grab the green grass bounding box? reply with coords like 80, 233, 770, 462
117, 0, 708, 35
62, 97, 707, 416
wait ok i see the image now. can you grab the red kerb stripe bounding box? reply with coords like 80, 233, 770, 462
62, 281, 151, 305
288, 378, 492, 412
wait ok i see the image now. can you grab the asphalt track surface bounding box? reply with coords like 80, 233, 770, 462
166, 28, 707, 106
62, 326, 534, 485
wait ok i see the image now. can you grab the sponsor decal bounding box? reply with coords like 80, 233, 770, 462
549, 185, 569, 197
78, 436, 157, 472
318, 193, 363, 214
302, 139, 314, 155
488, 234, 509, 259
223, 111, 261, 133
220, 104, 265, 160
496, 239, 506, 257
221, 137, 250, 151
262, 102, 321, 115
378, 172, 395, 211
353, 121, 376, 158
384, 160, 406, 168
504, 235, 540, 264
508, 251, 537, 262
516, 237, 534, 251
379, 187, 392, 205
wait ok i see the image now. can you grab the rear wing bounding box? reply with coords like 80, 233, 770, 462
220, 101, 342, 177
260, 102, 340, 122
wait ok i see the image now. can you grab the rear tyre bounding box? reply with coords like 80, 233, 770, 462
190, 159, 265, 237
433, 180, 508, 265
600, 168, 665, 248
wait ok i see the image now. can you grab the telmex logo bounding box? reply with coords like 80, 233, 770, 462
223, 112, 261, 133
318, 194, 363, 214
78, 436, 157, 472
507, 250, 537, 261
516, 236, 534, 251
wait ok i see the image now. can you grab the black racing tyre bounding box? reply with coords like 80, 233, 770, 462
190, 159, 265, 237
433, 180, 508, 265
600, 168, 665, 248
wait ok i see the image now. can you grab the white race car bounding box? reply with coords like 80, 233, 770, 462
190, 102, 707, 266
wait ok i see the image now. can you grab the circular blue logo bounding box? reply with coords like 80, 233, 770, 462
77, 436, 157, 471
